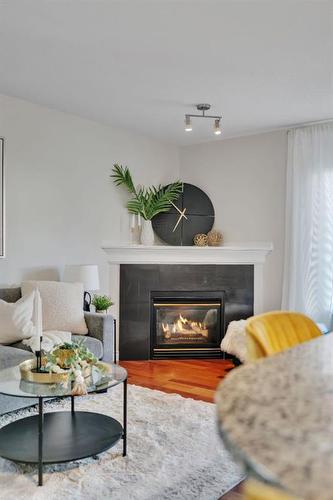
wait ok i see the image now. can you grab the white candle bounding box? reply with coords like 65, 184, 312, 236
32, 289, 43, 352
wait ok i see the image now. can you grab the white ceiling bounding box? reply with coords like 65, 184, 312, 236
0, 0, 332, 145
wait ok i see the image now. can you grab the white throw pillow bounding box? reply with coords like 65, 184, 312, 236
21, 281, 88, 335
0, 292, 35, 344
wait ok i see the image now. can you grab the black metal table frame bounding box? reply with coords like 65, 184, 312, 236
34, 376, 127, 486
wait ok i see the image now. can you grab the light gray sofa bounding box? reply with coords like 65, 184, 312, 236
0, 287, 115, 415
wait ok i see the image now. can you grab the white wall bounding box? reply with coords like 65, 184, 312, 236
0, 94, 180, 290
0, 93, 287, 311
179, 131, 287, 310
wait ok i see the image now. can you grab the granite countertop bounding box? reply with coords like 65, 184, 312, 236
216, 334, 333, 500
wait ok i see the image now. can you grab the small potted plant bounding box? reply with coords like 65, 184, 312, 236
91, 294, 113, 313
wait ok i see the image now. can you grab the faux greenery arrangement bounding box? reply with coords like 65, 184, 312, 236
43, 339, 108, 395
46, 340, 98, 370
92, 294, 113, 312
111, 164, 182, 220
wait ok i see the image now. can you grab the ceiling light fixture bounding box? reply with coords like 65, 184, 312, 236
184, 104, 222, 135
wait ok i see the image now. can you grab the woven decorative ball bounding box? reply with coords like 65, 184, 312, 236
193, 233, 208, 246
207, 230, 223, 246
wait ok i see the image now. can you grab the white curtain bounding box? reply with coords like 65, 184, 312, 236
282, 123, 333, 328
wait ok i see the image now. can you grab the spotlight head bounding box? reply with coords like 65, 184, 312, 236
185, 115, 192, 132
214, 118, 222, 135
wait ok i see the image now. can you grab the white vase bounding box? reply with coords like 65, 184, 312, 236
141, 219, 155, 245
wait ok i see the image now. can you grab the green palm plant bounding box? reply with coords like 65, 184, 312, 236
111, 164, 182, 220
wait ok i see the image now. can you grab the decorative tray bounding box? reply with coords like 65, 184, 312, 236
19, 359, 69, 384
19, 359, 112, 385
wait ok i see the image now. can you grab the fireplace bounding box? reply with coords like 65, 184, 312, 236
118, 264, 254, 360
151, 291, 224, 359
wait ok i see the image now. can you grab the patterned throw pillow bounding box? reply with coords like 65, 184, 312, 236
21, 281, 88, 335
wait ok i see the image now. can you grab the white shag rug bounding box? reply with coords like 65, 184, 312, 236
0, 385, 242, 500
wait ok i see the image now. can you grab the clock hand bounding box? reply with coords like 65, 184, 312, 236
170, 201, 188, 220
172, 207, 187, 232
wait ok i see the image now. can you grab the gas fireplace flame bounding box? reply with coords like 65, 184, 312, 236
162, 314, 209, 338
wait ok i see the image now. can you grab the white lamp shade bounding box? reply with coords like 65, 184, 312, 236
64, 264, 100, 291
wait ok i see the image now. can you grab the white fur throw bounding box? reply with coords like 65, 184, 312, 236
221, 319, 248, 363
21, 281, 88, 335
0, 291, 36, 344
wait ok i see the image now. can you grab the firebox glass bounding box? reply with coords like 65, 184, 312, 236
154, 302, 220, 346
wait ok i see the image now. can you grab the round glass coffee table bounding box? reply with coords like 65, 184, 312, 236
0, 363, 127, 486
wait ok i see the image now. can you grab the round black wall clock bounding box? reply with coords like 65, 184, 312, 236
152, 183, 215, 246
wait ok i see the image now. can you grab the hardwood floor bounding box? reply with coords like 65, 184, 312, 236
119, 359, 235, 403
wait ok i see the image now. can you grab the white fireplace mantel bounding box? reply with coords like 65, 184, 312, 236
101, 242, 273, 266
102, 243, 273, 345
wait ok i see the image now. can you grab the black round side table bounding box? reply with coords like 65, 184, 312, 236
0, 363, 127, 486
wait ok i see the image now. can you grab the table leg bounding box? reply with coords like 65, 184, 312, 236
38, 397, 43, 486
113, 318, 117, 364
123, 377, 127, 457
71, 395, 75, 414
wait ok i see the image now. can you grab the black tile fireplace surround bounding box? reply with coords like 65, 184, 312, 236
119, 264, 254, 360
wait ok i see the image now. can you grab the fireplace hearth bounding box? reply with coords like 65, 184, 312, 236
151, 291, 224, 359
